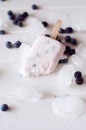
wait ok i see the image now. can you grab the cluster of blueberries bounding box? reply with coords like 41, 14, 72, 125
64, 46, 75, 56
59, 27, 77, 63
6, 41, 22, 49
45, 27, 77, 64
74, 71, 83, 85
59, 27, 77, 55
7, 11, 48, 28
7, 10, 29, 27
59, 27, 73, 34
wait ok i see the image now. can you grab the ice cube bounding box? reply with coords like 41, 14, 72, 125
76, 44, 86, 60
69, 55, 86, 74
53, 96, 86, 118
56, 65, 75, 91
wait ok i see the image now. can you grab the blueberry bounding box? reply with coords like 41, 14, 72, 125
0, 0, 6, 1
32, 4, 38, 10
17, 21, 23, 27
64, 46, 71, 55
74, 71, 82, 78
6, 41, 13, 49
76, 77, 83, 85
69, 49, 76, 56
0, 30, 6, 35
7, 10, 13, 16
16, 14, 24, 21
71, 38, 77, 45
64, 35, 71, 42
13, 19, 18, 25
45, 34, 50, 37
65, 27, 73, 33
59, 58, 68, 64
22, 12, 29, 18
32, 64, 37, 67
14, 41, 22, 48
59, 28, 65, 33
9, 15, 15, 20
1, 104, 9, 111
42, 21, 48, 27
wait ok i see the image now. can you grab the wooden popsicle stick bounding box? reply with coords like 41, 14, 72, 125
51, 20, 62, 40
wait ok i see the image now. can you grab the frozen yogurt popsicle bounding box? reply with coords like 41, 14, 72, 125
21, 20, 65, 77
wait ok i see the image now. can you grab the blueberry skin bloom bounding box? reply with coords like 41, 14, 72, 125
1, 104, 9, 111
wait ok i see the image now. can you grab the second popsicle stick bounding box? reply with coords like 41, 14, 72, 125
51, 20, 62, 40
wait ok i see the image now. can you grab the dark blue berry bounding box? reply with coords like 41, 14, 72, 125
32, 4, 38, 9
6, 41, 13, 49
0, 0, 6, 1
59, 58, 68, 64
59, 28, 65, 33
74, 71, 82, 78
1, 104, 9, 111
45, 34, 50, 37
71, 38, 77, 45
17, 14, 24, 21
7, 10, 13, 16
64, 35, 71, 42
13, 19, 18, 25
65, 27, 73, 33
17, 21, 23, 27
14, 41, 22, 48
0, 30, 6, 35
9, 15, 15, 20
76, 77, 83, 85
22, 12, 29, 18
64, 46, 71, 55
42, 21, 48, 27
69, 49, 76, 56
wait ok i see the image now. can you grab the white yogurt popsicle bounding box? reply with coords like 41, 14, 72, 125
20, 20, 65, 77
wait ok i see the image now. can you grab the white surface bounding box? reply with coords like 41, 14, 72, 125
0, 0, 86, 8
0, 0, 86, 130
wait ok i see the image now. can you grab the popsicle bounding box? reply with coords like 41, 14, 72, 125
21, 20, 65, 77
